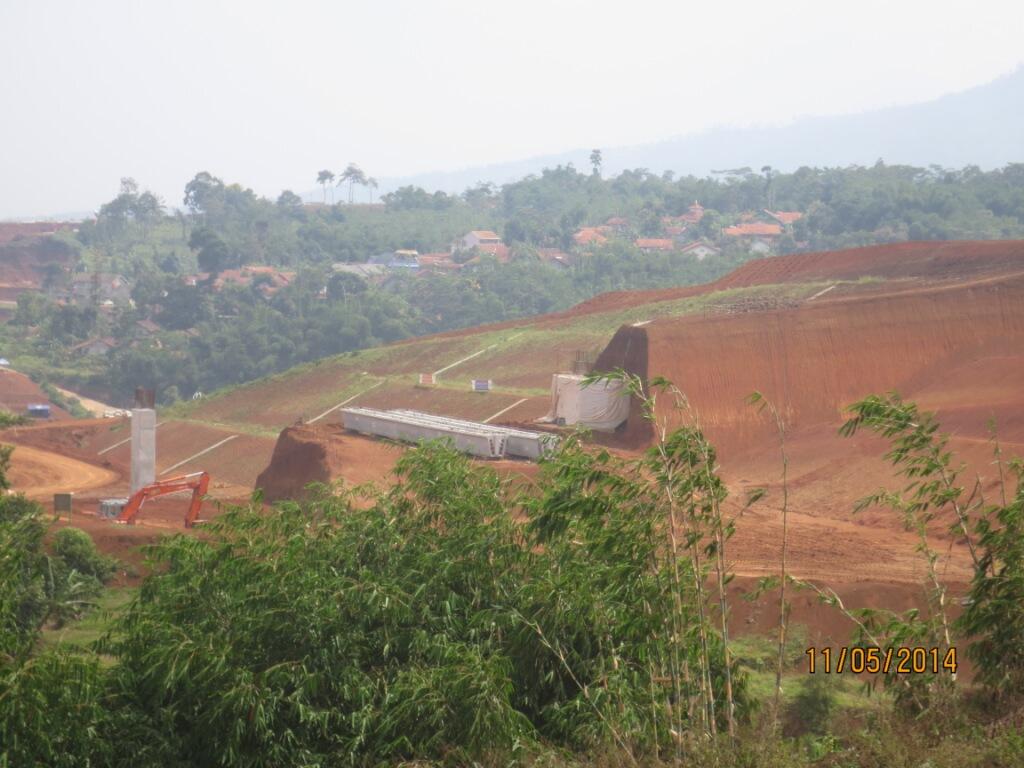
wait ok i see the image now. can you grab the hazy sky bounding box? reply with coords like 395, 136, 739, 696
1, 0, 1022, 218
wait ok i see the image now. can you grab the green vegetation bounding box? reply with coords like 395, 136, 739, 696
0, 500, 117, 662
38, 381, 91, 419
4, 162, 1023, 406
2, 387, 1023, 765
0, 410, 29, 428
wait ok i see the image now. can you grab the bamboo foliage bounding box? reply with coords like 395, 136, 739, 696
3, 390, 1024, 763
746, 390, 791, 731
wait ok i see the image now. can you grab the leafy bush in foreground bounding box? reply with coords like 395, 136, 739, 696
4, 390, 1024, 766
103, 439, 748, 765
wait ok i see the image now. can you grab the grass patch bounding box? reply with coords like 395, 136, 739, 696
734, 627, 883, 714
40, 587, 136, 652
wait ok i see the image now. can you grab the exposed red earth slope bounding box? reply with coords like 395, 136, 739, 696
0, 369, 70, 418
255, 424, 403, 502
5, 241, 1023, 620
0, 222, 76, 245
598, 268, 1024, 453
0, 229, 78, 303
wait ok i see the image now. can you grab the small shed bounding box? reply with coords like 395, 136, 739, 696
27, 403, 51, 419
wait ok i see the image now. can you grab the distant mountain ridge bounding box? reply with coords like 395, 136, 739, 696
369, 68, 1024, 196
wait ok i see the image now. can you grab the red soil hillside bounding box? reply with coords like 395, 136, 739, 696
598, 269, 1024, 452
588, 255, 1024, 587
11, 240, 1024, 595
567, 239, 1024, 318
0, 222, 76, 245
0, 369, 70, 419
0, 232, 78, 302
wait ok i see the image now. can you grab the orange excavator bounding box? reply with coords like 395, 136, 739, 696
116, 471, 210, 528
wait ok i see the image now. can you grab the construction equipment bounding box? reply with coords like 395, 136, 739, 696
115, 471, 210, 528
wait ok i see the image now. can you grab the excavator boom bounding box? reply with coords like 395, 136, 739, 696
116, 471, 210, 528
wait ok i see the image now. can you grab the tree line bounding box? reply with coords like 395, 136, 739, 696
3, 161, 1024, 405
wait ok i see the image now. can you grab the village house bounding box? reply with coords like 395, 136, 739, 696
452, 230, 501, 252
473, 242, 511, 262
70, 337, 119, 357
224, 267, 296, 295
572, 226, 610, 247
678, 240, 721, 260
765, 210, 803, 227
365, 252, 417, 270
416, 253, 462, 272
635, 238, 676, 253
679, 201, 705, 224
722, 222, 783, 253
449, 231, 511, 263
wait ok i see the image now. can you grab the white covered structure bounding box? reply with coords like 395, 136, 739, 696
340, 407, 558, 460
541, 374, 630, 432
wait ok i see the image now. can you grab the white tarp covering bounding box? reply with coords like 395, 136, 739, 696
341, 407, 558, 459
542, 374, 629, 432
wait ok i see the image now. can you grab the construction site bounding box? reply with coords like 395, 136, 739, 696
4, 239, 1023, 633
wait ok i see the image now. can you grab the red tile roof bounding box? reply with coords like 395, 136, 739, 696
679, 202, 705, 224
723, 222, 783, 237
477, 243, 510, 262
573, 227, 609, 246
766, 210, 803, 225
417, 253, 461, 270
678, 240, 720, 254
183, 266, 298, 295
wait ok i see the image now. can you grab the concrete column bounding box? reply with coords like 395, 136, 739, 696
130, 408, 156, 494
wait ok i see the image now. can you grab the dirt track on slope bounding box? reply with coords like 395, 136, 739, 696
8, 444, 119, 499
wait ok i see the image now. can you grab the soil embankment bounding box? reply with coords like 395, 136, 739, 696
255, 424, 403, 502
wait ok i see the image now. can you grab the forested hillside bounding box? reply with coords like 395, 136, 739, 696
4, 162, 1023, 405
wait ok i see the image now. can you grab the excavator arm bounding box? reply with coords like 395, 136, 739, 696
116, 471, 210, 528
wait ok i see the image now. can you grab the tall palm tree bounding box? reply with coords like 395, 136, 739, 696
316, 170, 334, 203
338, 163, 366, 204
367, 177, 378, 203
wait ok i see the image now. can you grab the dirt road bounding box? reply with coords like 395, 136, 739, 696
8, 444, 119, 500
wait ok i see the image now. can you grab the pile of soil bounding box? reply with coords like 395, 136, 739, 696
255, 424, 403, 503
